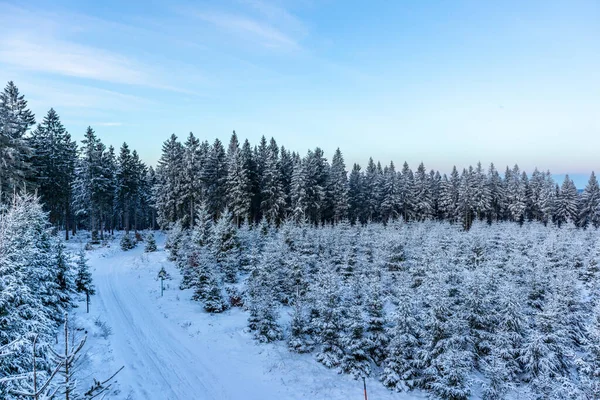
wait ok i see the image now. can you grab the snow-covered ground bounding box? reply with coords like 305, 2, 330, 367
66, 232, 422, 400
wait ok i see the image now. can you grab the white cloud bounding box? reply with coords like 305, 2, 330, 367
196, 11, 299, 49
0, 36, 151, 86
240, 0, 308, 37
0, 4, 200, 92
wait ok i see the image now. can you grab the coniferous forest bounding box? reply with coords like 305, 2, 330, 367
2, 80, 600, 399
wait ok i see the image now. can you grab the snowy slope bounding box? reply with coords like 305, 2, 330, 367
68, 233, 422, 400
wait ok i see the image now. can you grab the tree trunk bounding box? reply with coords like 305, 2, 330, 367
65, 205, 70, 241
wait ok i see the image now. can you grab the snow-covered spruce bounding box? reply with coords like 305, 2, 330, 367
120, 232, 136, 251
145, 232, 157, 252
162, 217, 600, 399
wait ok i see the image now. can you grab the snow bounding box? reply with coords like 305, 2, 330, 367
67, 232, 422, 400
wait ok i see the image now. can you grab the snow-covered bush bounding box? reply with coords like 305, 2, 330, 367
120, 233, 136, 251
145, 233, 157, 252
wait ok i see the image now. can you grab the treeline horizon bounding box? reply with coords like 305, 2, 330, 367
2, 80, 600, 232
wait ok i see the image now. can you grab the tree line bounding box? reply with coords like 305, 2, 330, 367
0, 81, 155, 240
2, 79, 600, 232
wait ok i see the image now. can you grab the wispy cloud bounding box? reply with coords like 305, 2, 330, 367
0, 36, 152, 86
196, 11, 299, 49
0, 4, 200, 92
240, 0, 308, 37
186, 0, 308, 51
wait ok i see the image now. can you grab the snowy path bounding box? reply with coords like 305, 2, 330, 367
96, 264, 232, 399
77, 234, 420, 400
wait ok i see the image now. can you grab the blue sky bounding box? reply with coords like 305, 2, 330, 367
0, 0, 598, 187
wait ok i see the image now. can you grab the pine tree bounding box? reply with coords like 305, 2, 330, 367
29, 108, 77, 233
458, 167, 475, 230
247, 240, 282, 342
211, 210, 241, 283
145, 232, 157, 252
348, 163, 365, 224
154, 134, 185, 227
288, 292, 314, 353
578, 172, 600, 228
260, 138, 286, 225
364, 274, 387, 365
0, 81, 35, 204
328, 148, 349, 223
382, 286, 422, 391
74, 249, 95, 296
399, 162, 415, 221
363, 158, 381, 222
303, 148, 328, 224
0, 194, 60, 376
419, 275, 472, 399
578, 301, 600, 398
380, 161, 400, 223
487, 163, 504, 222
226, 132, 252, 226
439, 167, 460, 222
472, 162, 491, 220
340, 298, 371, 378
202, 139, 227, 220
120, 233, 136, 251
55, 240, 75, 312
180, 132, 203, 227
279, 146, 294, 217
314, 267, 345, 368
413, 162, 433, 221
290, 156, 308, 222
202, 259, 229, 313
554, 175, 579, 226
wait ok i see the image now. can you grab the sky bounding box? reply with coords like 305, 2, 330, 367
0, 0, 598, 187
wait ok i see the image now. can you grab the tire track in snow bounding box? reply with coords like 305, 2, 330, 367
94, 253, 230, 400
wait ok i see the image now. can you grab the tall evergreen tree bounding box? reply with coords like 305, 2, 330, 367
226, 133, 252, 226
29, 108, 77, 236
348, 163, 365, 224
0, 81, 35, 203
328, 148, 349, 223
154, 134, 184, 227
578, 172, 600, 228
260, 138, 286, 225
202, 139, 227, 220
554, 175, 578, 226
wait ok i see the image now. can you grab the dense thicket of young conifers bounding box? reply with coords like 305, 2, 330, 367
0, 195, 93, 397
0, 81, 155, 239
168, 217, 600, 400
154, 131, 599, 230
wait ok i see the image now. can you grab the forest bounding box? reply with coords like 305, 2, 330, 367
1, 79, 600, 400
1, 81, 599, 235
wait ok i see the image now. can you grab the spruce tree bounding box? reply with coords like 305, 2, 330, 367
327, 148, 349, 223
0, 81, 35, 204
226, 132, 252, 226
211, 210, 240, 283
260, 138, 286, 225
202, 139, 227, 220
154, 134, 185, 227
29, 108, 77, 232
74, 249, 95, 296
145, 232, 157, 252
554, 175, 579, 226
578, 172, 600, 228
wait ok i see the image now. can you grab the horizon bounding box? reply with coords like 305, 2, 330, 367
1, 0, 598, 185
